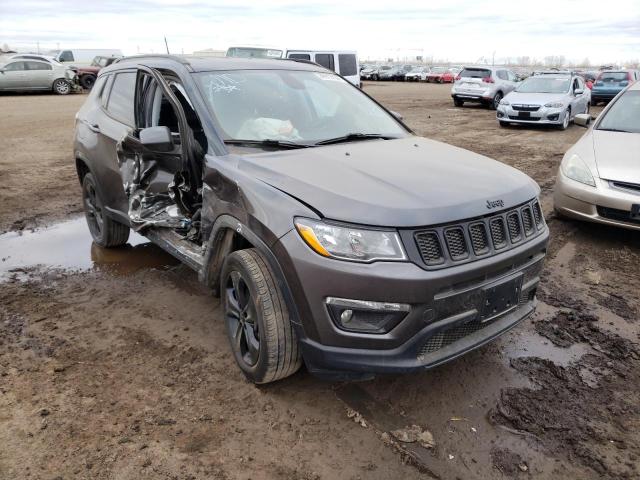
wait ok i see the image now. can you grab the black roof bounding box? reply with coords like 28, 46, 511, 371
106, 54, 326, 74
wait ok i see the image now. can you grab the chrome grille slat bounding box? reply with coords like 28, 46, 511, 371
413, 199, 545, 270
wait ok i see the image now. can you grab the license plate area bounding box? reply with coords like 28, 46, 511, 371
479, 274, 523, 323
518, 111, 531, 119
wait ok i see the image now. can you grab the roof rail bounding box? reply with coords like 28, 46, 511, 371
114, 54, 192, 66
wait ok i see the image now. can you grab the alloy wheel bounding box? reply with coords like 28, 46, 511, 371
54, 80, 70, 94
225, 271, 260, 366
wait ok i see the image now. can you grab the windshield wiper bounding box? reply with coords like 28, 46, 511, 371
597, 128, 631, 133
315, 133, 399, 146
224, 139, 312, 149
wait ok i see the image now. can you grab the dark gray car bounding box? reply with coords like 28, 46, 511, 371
73, 55, 548, 383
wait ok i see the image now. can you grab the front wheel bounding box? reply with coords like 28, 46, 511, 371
82, 172, 130, 247
454, 98, 464, 107
221, 249, 302, 384
559, 108, 571, 130
80, 74, 96, 89
52, 78, 71, 95
491, 92, 503, 110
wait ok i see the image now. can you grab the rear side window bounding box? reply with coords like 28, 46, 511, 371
496, 70, 508, 80
59, 50, 74, 62
460, 68, 491, 78
106, 72, 137, 126
4, 62, 26, 71
25, 61, 52, 71
289, 53, 310, 60
338, 54, 357, 77
315, 54, 335, 72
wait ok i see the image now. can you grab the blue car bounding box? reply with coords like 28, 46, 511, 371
592, 70, 640, 104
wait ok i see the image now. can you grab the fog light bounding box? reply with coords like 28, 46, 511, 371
326, 297, 410, 334
497, 111, 504, 118
340, 309, 354, 324
547, 113, 559, 121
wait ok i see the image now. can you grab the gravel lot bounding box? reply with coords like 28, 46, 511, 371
1, 83, 639, 480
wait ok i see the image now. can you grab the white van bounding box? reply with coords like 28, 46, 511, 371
51, 49, 123, 66
226, 46, 360, 86
286, 51, 359, 86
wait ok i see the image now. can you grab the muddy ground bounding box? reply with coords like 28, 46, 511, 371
1, 83, 639, 480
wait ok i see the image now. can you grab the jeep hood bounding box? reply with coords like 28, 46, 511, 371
239, 137, 539, 227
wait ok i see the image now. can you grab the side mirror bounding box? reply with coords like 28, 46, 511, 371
139, 126, 173, 152
574, 113, 591, 127
574, 88, 584, 95
390, 110, 404, 121
0, 68, 5, 74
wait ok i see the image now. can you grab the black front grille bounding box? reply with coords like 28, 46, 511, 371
469, 223, 490, 255
415, 231, 444, 265
532, 201, 543, 228
490, 218, 507, 249
512, 104, 540, 112
597, 206, 640, 226
507, 212, 522, 243
521, 207, 535, 236
412, 199, 545, 270
509, 115, 540, 121
610, 181, 640, 193
445, 228, 469, 260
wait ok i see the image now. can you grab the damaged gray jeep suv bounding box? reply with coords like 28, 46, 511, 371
74, 55, 548, 383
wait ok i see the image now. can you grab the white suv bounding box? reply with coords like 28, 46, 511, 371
451, 66, 519, 109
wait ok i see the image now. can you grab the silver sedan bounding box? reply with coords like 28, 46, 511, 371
554, 81, 640, 230
496, 73, 591, 129
0, 58, 78, 94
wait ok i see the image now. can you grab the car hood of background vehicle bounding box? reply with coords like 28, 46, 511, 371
239, 137, 539, 227
505, 92, 568, 105
592, 130, 640, 184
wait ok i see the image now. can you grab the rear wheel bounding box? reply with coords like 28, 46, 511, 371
221, 249, 302, 384
585, 102, 590, 114
82, 172, 130, 247
52, 78, 70, 95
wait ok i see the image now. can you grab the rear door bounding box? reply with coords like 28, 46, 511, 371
0, 61, 28, 89
24, 60, 54, 88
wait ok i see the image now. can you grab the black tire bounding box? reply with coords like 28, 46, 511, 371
491, 91, 503, 110
221, 249, 302, 384
559, 108, 571, 130
372, 74, 378, 81
499, 120, 509, 127
585, 102, 590, 115
81, 172, 130, 247
52, 78, 71, 95
80, 74, 96, 90
453, 98, 464, 107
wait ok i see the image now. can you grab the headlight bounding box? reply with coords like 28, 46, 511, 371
545, 102, 564, 108
294, 218, 407, 262
560, 154, 596, 187
499, 99, 510, 105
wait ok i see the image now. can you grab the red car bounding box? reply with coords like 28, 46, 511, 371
73, 55, 122, 89
426, 67, 456, 83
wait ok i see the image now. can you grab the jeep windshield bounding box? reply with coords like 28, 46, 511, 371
194, 70, 408, 146
516, 77, 570, 94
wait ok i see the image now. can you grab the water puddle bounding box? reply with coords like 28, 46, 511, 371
0, 216, 179, 281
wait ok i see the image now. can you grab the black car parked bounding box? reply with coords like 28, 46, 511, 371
74, 55, 548, 383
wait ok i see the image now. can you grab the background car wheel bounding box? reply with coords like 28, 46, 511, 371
80, 74, 96, 90
454, 98, 464, 107
81, 172, 130, 247
221, 248, 302, 384
491, 92, 503, 110
559, 108, 571, 130
52, 79, 71, 95
585, 102, 590, 114
372, 74, 378, 81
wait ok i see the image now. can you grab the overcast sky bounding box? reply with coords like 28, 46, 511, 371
1, 0, 639, 64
